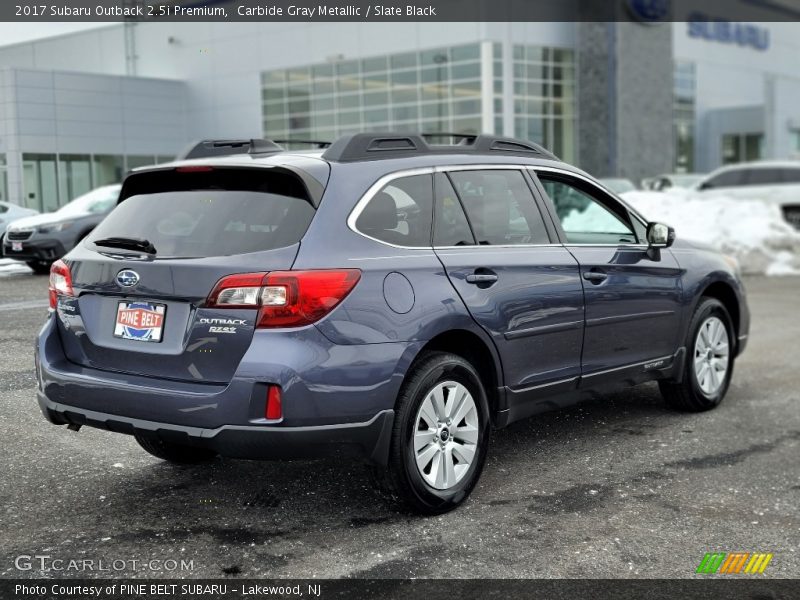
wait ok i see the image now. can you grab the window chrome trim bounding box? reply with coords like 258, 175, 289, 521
347, 163, 652, 251
528, 165, 651, 235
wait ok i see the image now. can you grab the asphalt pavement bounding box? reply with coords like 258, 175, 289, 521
1, 270, 798, 579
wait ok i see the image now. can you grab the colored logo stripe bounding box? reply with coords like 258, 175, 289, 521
696, 552, 773, 574
745, 553, 773, 574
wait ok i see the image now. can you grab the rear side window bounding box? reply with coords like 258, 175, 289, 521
355, 174, 433, 247
783, 168, 800, 183
703, 169, 744, 189
87, 169, 315, 258
744, 168, 800, 185
448, 170, 549, 245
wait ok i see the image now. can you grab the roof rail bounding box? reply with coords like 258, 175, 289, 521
272, 139, 332, 149
179, 138, 283, 160
322, 132, 556, 162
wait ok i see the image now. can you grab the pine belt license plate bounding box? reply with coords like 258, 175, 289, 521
114, 301, 166, 342
11, 242, 23, 252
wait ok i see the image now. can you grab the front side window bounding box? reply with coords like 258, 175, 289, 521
355, 174, 433, 247
538, 174, 637, 245
447, 170, 549, 245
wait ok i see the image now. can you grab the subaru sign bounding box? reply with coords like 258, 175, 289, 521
688, 14, 770, 51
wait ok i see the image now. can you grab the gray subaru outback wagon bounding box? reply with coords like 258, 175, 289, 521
37, 133, 748, 513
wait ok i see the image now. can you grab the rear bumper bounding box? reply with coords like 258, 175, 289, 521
35, 314, 415, 465
38, 393, 394, 464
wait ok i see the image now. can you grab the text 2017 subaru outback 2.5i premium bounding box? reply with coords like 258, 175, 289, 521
37, 134, 749, 514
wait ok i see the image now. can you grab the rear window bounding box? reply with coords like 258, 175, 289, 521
87, 169, 315, 258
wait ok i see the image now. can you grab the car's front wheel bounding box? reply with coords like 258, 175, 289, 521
373, 352, 490, 514
660, 297, 735, 412
134, 434, 217, 464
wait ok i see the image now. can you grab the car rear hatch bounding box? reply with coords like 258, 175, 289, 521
53, 163, 327, 385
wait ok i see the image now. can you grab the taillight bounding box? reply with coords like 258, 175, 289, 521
265, 385, 282, 420
48, 259, 74, 309
206, 270, 361, 328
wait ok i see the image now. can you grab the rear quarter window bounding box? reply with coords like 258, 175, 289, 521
354, 174, 433, 247
87, 168, 315, 258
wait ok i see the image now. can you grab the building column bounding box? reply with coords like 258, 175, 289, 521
578, 22, 674, 183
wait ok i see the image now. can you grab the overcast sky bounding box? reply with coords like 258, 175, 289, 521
0, 23, 114, 47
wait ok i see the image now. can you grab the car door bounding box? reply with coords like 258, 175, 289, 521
532, 168, 684, 384
432, 167, 585, 402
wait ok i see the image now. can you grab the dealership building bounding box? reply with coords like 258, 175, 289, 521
1, 15, 799, 212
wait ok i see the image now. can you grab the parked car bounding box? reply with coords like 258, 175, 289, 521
694, 161, 800, 229
3, 184, 121, 274
649, 173, 706, 191
0, 201, 38, 246
36, 134, 749, 514
599, 177, 637, 194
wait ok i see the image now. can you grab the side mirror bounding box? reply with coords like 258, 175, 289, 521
647, 222, 675, 248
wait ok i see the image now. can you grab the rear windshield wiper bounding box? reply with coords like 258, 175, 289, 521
92, 237, 157, 255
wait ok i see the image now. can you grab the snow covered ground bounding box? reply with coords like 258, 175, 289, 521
621, 190, 800, 276
0, 258, 32, 277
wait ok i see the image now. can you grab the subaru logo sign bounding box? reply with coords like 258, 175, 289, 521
626, 0, 670, 23
116, 270, 140, 288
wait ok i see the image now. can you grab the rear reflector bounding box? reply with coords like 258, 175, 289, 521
206, 269, 361, 328
49, 259, 74, 309
265, 385, 282, 420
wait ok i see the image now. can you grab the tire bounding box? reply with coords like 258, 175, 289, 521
26, 260, 53, 275
135, 434, 217, 464
371, 351, 491, 515
659, 298, 735, 412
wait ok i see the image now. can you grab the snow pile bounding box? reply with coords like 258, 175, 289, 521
621, 190, 800, 276
0, 258, 32, 277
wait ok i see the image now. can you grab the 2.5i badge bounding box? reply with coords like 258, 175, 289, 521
114, 301, 166, 342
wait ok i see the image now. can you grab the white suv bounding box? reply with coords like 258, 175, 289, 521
695, 161, 800, 230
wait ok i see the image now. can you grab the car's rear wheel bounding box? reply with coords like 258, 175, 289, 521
134, 434, 217, 464
26, 260, 53, 275
660, 298, 735, 412
372, 352, 490, 514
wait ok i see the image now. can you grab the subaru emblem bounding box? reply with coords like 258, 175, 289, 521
116, 270, 140, 287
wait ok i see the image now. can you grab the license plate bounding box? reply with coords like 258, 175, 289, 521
114, 301, 166, 342
11, 242, 22, 252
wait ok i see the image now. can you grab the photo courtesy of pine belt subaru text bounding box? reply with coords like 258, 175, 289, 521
35, 133, 750, 514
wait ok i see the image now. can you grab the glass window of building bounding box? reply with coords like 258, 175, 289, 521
511, 44, 576, 163
673, 61, 696, 172
0, 156, 7, 204
261, 42, 576, 163
58, 155, 92, 204
93, 155, 124, 188
722, 133, 764, 165
126, 156, 158, 170
262, 44, 483, 142
22, 154, 59, 212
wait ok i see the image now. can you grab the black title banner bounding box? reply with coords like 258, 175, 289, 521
4, 579, 800, 600
4, 0, 800, 22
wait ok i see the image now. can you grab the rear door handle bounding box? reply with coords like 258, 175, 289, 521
582, 271, 608, 284
466, 272, 498, 285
